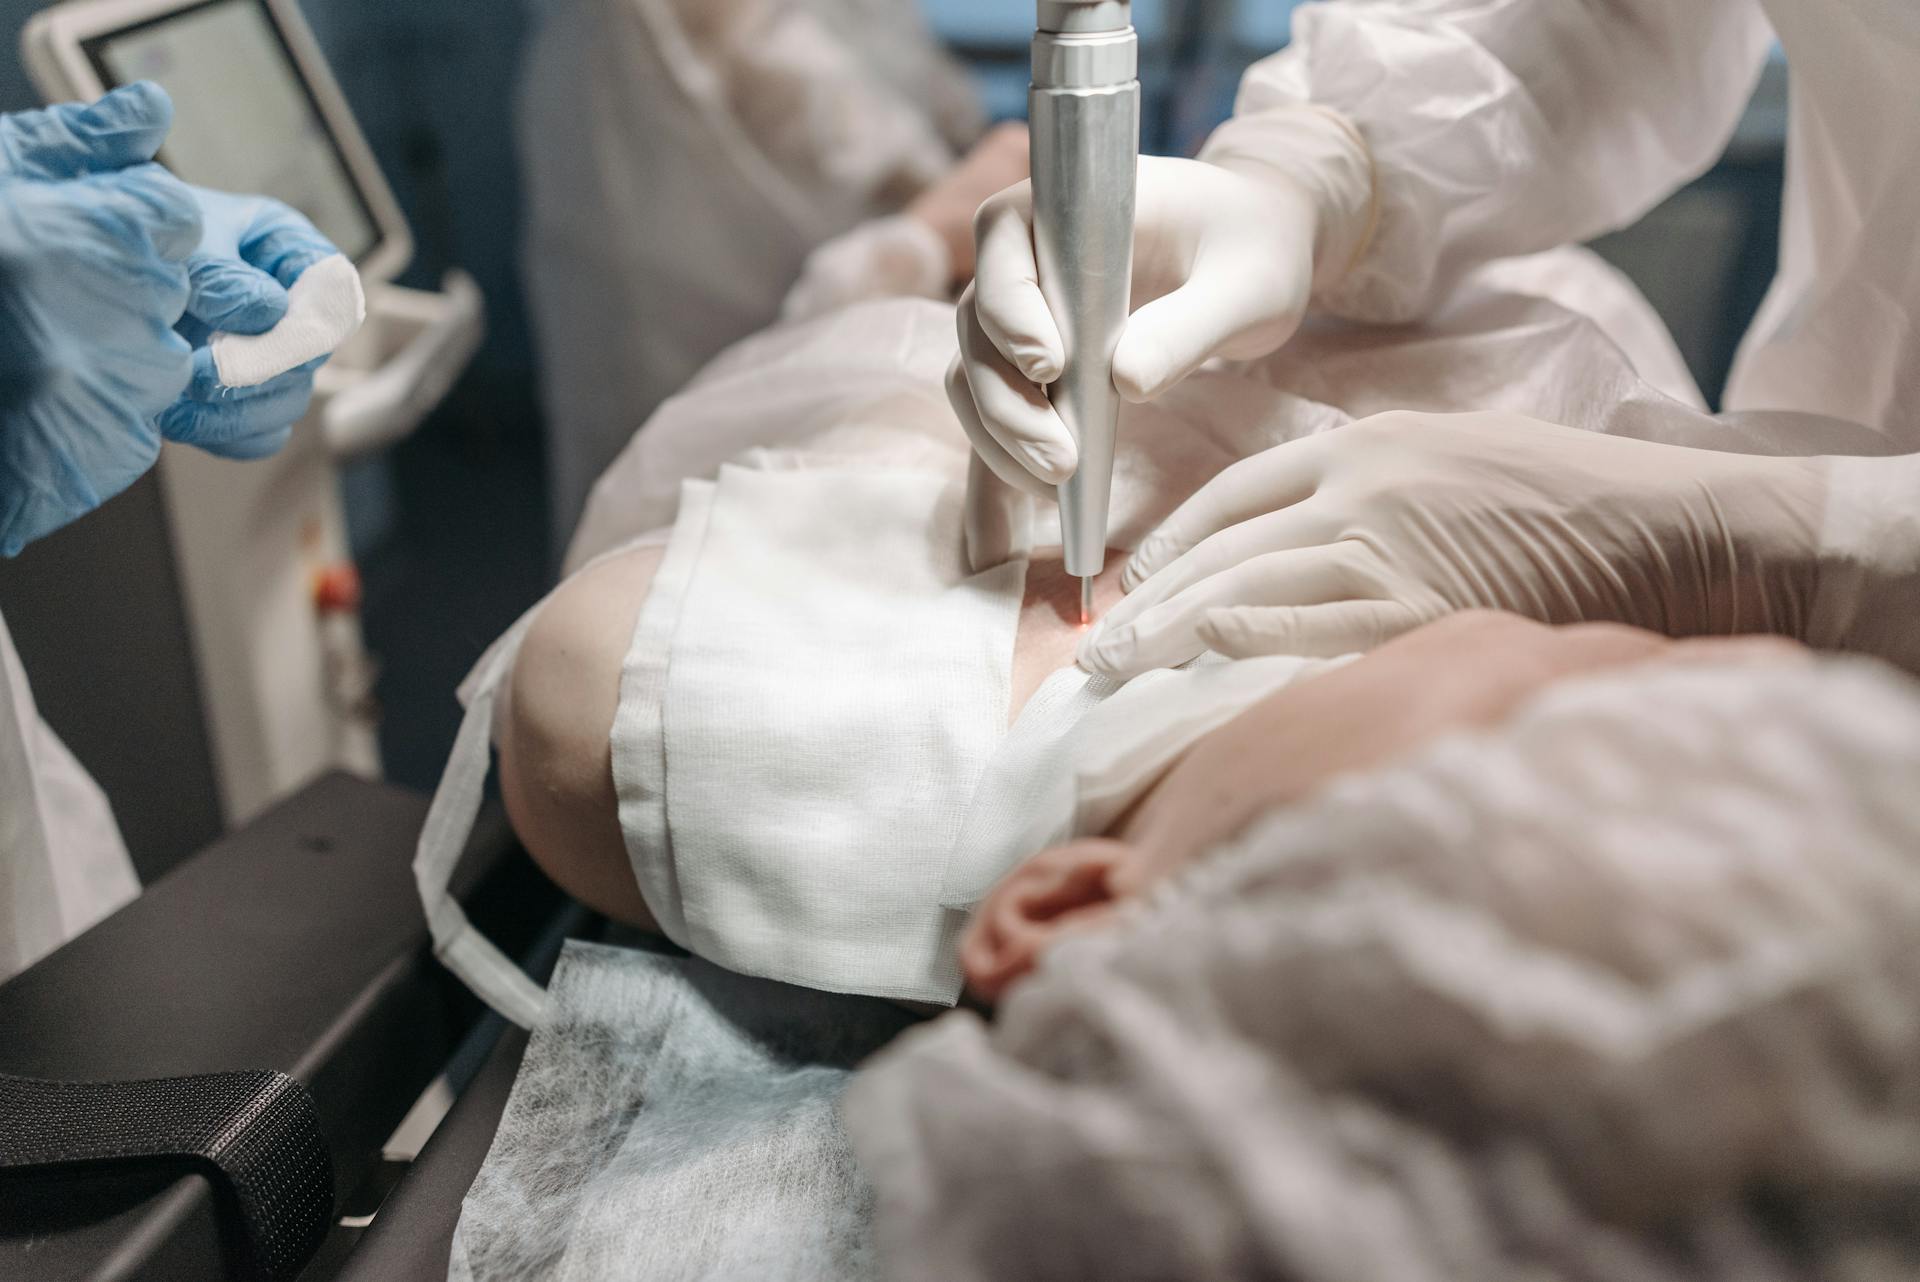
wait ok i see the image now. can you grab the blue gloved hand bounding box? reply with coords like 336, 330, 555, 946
160, 187, 342, 459
0, 83, 200, 555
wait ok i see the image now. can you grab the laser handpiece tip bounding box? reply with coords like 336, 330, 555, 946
1079, 575, 1094, 627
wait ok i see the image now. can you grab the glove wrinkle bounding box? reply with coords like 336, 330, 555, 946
1087, 413, 1863, 680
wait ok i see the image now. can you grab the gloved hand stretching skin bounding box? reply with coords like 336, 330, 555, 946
949, 105, 1373, 498
1081, 411, 1920, 680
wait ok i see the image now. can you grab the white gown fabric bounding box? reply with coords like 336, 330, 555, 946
567, 245, 1732, 575
849, 656, 1920, 1281
516, 0, 982, 544
1234, 0, 1920, 446
0, 610, 136, 985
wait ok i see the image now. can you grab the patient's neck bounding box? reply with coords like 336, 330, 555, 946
1012, 550, 1126, 723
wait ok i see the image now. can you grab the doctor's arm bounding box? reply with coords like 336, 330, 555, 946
1234, 0, 1777, 322
951, 0, 1773, 505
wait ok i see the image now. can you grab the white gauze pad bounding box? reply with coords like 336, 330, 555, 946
658, 462, 1026, 1003
610, 480, 716, 947
211, 253, 367, 388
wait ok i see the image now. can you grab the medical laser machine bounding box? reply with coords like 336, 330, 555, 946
1031, 0, 1139, 623
22, 0, 485, 825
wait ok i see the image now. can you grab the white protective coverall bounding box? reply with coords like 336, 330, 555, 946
0, 611, 136, 984
517, 0, 983, 545
1249, 0, 1915, 441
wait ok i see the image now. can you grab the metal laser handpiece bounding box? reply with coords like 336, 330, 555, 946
1030, 0, 1139, 623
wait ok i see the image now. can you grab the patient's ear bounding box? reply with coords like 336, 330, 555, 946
962, 839, 1131, 1005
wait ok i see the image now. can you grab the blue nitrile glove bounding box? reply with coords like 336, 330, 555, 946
160, 187, 341, 459
0, 83, 200, 555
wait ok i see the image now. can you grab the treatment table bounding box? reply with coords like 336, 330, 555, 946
0, 773, 579, 1280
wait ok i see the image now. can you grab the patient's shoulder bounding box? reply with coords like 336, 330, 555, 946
508, 547, 660, 765
498, 543, 665, 927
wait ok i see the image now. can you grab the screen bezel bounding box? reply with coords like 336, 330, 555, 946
80, 0, 381, 263
21, 0, 412, 285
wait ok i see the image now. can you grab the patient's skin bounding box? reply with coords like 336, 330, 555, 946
497, 540, 1124, 932
961, 611, 1809, 1004
498, 546, 666, 930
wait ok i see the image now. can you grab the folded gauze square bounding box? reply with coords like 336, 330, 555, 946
210, 253, 366, 388
646, 462, 1025, 1003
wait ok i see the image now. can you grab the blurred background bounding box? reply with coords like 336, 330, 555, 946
0, 0, 1788, 881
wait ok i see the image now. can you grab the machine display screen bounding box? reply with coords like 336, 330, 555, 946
83, 0, 379, 262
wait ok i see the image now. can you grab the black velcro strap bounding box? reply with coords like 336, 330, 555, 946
0, 1069, 334, 1281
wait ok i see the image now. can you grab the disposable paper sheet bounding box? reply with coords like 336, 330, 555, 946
451, 939, 912, 1281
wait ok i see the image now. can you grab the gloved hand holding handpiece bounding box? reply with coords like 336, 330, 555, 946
0, 82, 356, 556
949, 102, 1375, 568
166, 184, 356, 462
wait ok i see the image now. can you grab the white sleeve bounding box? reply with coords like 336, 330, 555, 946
1206, 0, 1775, 321
777, 214, 952, 325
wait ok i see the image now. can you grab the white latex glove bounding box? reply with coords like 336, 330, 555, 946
1078, 411, 1920, 680
949, 106, 1373, 571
